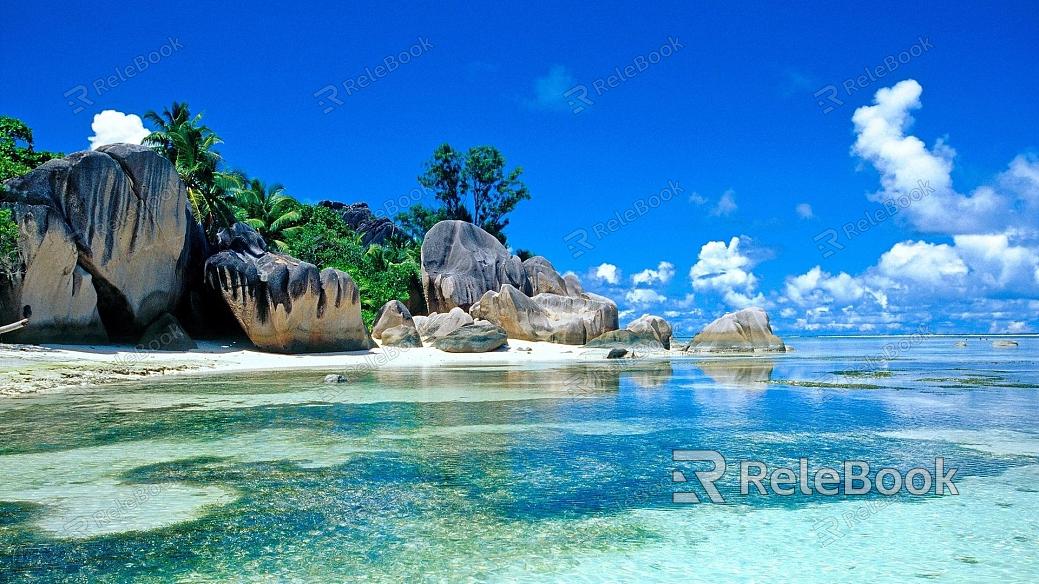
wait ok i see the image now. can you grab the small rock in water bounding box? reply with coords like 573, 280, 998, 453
324, 374, 349, 383
954, 340, 968, 348
993, 340, 1019, 348
606, 348, 628, 359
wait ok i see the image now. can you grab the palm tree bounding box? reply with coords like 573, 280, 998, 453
144, 102, 237, 235
233, 179, 303, 251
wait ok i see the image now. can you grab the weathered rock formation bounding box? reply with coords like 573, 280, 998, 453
469, 284, 618, 345
0, 204, 106, 343
318, 201, 400, 247
417, 307, 473, 342
1, 144, 200, 341
433, 321, 508, 353
420, 220, 527, 314
626, 314, 673, 350
137, 313, 196, 351
372, 300, 415, 339
380, 324, 422, 348
585, 329, 664, 351
685, 307, 785, 352
204, 223, 373, 353
522, 256, 569, 296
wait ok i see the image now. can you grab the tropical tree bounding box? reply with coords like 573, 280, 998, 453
233, 179, 303, 251
0, 116, 61, 183
403, 143, 530, 243
144, 102, 238, 236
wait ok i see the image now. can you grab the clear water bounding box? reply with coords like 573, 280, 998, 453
1, 338, 1038, 582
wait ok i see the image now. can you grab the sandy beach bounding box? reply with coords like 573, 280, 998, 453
0, 338, 679, 396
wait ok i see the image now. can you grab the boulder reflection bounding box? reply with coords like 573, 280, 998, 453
697, 359, 774, 389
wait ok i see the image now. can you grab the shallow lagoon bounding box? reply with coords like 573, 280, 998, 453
1, 338, 1037, 582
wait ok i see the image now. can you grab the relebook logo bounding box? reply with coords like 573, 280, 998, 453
671, 450, 959, 504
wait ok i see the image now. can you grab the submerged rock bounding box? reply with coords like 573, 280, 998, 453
433, 321, 508, 353
606, 348, 628, 359
993, 340, 1019, 348
205, 223, 373, 354
625, 314, 673, 350
685, 307, 785, 352
324, 374, 348, 383
420, 220, 527, 314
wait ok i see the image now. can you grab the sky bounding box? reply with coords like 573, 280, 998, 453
3, 1, 1038, 336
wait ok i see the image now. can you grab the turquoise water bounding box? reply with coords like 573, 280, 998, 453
1, 338, 1038, 582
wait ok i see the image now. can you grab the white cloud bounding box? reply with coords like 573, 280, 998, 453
784, 266, 867, 307
711, 190, 738, 216
876, 241, 968, 286
593, 263, 621, 285
528, 65, 575, 110
625, 289, 667, 306
690, 237, 764, 308
689, 192, 707, 205
796, 203, 814, 219
632, 261, 675, 286
851, 79, 1023, 234
88, 110, 151, 150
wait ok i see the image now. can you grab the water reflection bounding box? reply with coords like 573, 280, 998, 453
697, 359, 774, 389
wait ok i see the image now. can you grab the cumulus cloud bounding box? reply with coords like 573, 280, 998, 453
690, 237, 764, 308
632, 261, 675, 286
88, 110, 151, 149
527, 65, 575, 110
711, 190, 738, 216
689, 192, 707, 205
851, 79, 1032, 235
796, 203, 814, 219
625, 289, 668, 306
593, 263, 621, 285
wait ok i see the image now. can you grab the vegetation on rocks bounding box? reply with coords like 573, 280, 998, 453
0, 208, 19, 280
0, 116, 61, 183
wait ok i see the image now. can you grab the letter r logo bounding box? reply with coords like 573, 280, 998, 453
672, 449, 727, 503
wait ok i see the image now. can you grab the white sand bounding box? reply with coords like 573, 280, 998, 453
0, 338, 673, 396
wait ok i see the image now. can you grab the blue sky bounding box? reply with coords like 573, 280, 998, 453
3, 1, 1038, 335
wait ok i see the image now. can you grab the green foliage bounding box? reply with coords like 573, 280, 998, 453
144, 102, 238, 237
0, 116, 62, 183
0, 208, 19, 280
287, 206, 421, 327
395, 203, 448, 241
233, 179, 303, 252
410, 143, 531, 243
515, 249, 536, 261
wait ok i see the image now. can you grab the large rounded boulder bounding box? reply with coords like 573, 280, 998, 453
522, 256, 569, 296
0, 204, 106, 343
470, 284, 618, 345
685, 307, 785, 352
1, 144, 198, 340
626, 314, 673, 350
204, 224, 373, 353
420, 220, 527, 314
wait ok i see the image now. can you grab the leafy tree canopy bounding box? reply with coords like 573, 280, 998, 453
286, 205, 421, 326
402, 143, 530, 244
0, 116, 62, 183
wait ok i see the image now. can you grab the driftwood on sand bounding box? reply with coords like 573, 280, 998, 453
0, 319, 29, 336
